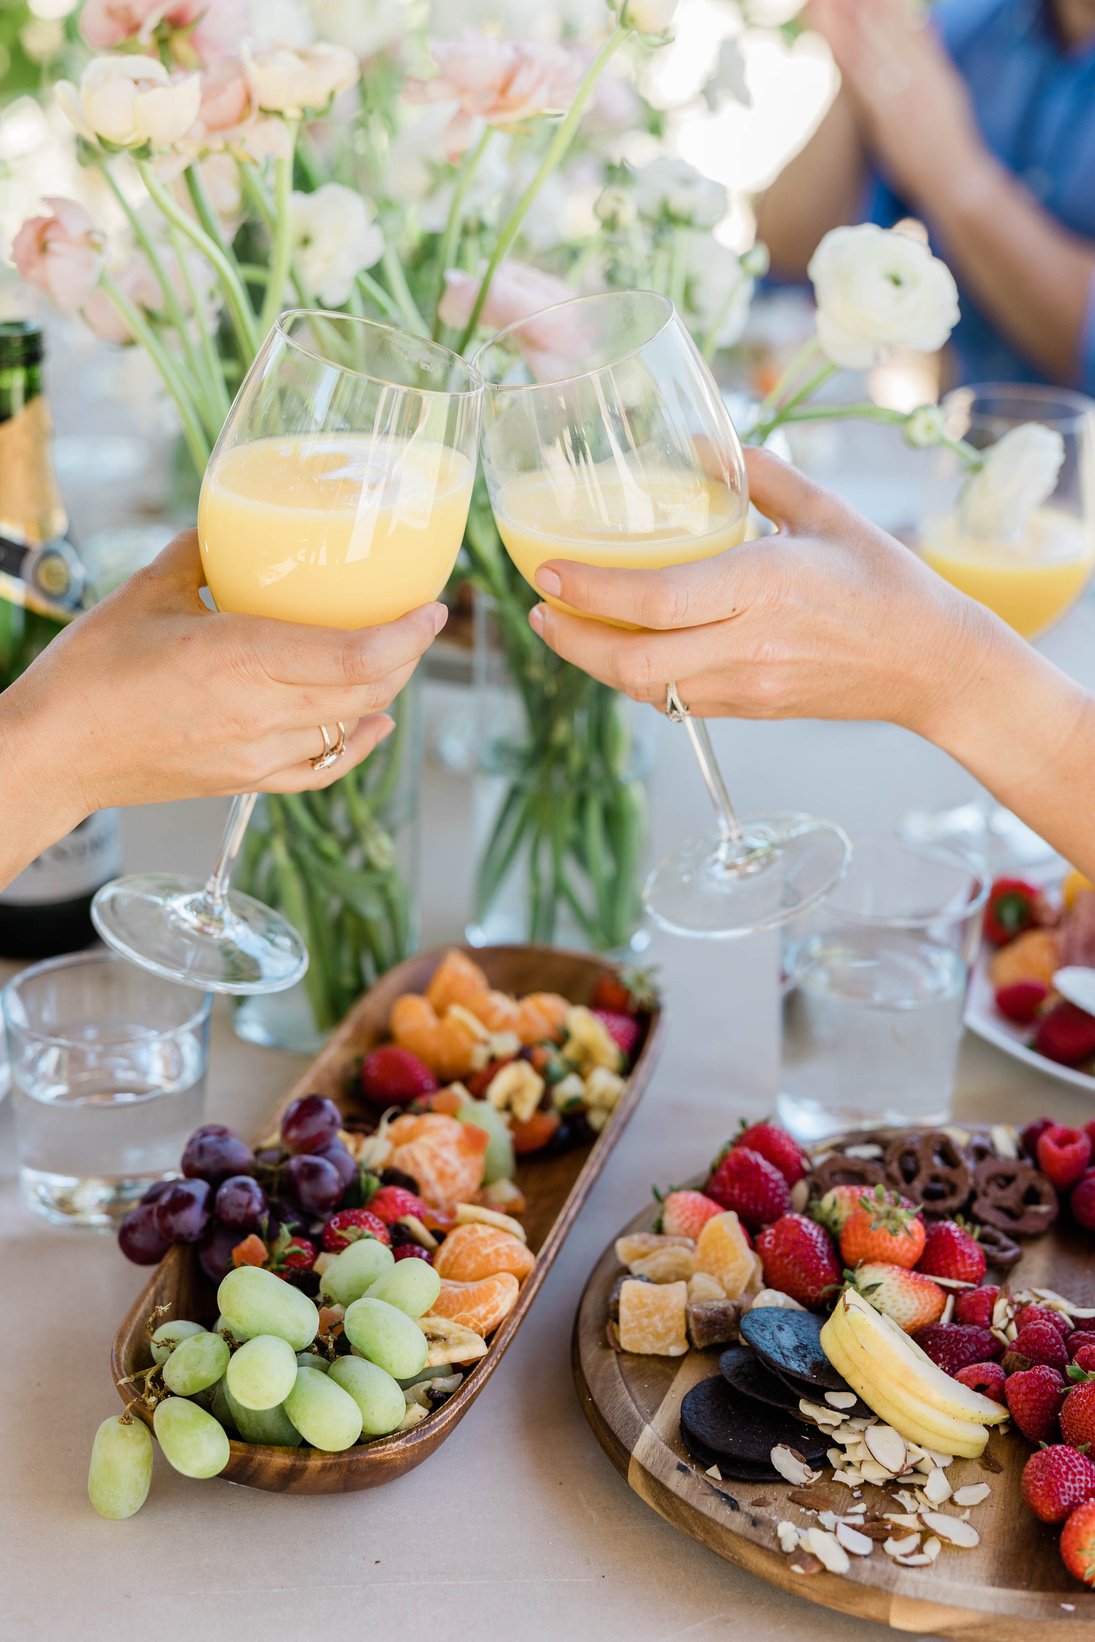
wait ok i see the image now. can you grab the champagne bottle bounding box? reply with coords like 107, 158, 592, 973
0, 318, 121, 958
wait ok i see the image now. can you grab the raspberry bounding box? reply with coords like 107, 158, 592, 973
322, 1208, 391, 1252
1005, 1364, 1065, 1443
954, 1285, 1003, 1329
1038, 1124, 1093, 1190
1075, 1347, 1095, 1374
1019, 1116, 1056, 1161
1016, 1304, 1073, 1339
1034, 1006, 1095, 1071
1072, 1170, 1095, 1233
913, 1323, 1002, 1376
1022, 1445, 1095, 1524
954, 1361, 1007, 1403
1070, 1332, 1095, 1361
393, 1244, 434, 1264
706, 1145, 791, 1232
1015, 1320, 1070, 1372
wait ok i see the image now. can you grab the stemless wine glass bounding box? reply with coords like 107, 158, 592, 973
474, 290, 850, 938
93, 311, 481, 992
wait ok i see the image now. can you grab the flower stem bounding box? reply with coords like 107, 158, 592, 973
381, 242, 429, 336
138, 159, 258, 359
455, 25, 630, 352
699, 267, 748, 361
97, 270, 210, 474
260, 130, 297, 335
753, 335, 819, 424
165, 221, 232, 424
749, 361, 836, 443
431, 126, 492, 338
765, 403, 982, 469
355, 269, 407, 325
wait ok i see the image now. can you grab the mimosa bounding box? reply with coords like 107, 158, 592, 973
920, 505, 1095, 640
199, 434, 474, 628
494, 460, 746, 619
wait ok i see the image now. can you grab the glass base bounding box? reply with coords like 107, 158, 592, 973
900, 800, 1054, 871
643, 813, 851, 939
92, 874, 308, 995
234, 980, 328, 1055
19, 1164, 166, 1229
775, 1091, 951, 1146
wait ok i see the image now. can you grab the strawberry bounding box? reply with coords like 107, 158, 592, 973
656, 1188, 723, 1240
592, 1009, 641, 1061
995, 980, 1049, 1025
1005, 1364, 1065, 1443
366, 1184, 429, 1226
850, 1263, 947, 1333
359, 1045, 439, 1106
1034, 1004, 1095, 1070
954, 1285, 1003, 1328
1022, 1445, 1095, 1524
734, 1120, 807, 1188
1019, 1116, 1056, 1161
1070, 1331, 1095, 1361
755, 1214, 841, 1311
811, 1184, 879, 1238
912, 1323, 1002, 1376
1037, 1124, 1093, 1189
1086, 1119, 1095, 1153
1060, 1498, 1095, 1587
393, 1244, 433, 1264
1074, 1347, 1095, 1374
984, 877, 1041, 946
322, 1208, 391, 1252
269, 1232, 316, 1271
1071, 1170, 1095, 1232
1016, 1304, 1073, 1339
591, 966, 658, 1015
955, 1361, 1007, 1403
1061, 1371, 1095, 1449
917, 1218, 987, 1284
705, 1146, 792, 1232
839, 1187, 925, 1270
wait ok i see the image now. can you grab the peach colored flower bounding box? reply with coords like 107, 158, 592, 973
441, 260, 579, 378
11, 197, 104, 314
198, 53, 253, 133
80, 0, 170, 50
243, 42, 359, 118
81, 0, 247, 63
56, 55, 202, 149
81, 253, 162, 343
405, 35, 585, 159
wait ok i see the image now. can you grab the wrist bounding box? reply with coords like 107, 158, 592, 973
925, 144, 1007, 233
1, 675, 86, 883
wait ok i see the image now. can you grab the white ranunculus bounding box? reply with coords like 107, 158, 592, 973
309, 0, 404, 57
679, 232, 755, 349
635, 156, 726, 229
621, 0, 678, 34
703, 37, 751, 110
244, 42, 359, 117
57, 55, 201, 150
291, 184, 384, 306
807, 224, 960, 369
958, 423, 1066, 539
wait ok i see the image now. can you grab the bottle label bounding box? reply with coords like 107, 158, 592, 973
0, 394, 81, 621
0, 810, 123, 906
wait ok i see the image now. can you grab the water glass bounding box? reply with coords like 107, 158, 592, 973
777, 837, 988, 1143
3, 951, 211, 1227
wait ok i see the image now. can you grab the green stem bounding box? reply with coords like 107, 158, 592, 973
381, 243, 429, 336
455, 24, 630, 352
238, 162, 275, 232
260, 131, 297, 335
165, 221, 231, 424
754, 335, 819, 424
760, 404, 982, 470
355, 269, 407, 325
431, 125, 492, 338
699, 267, 748, 361
749, 362, 836, 444
184, 163, 234, 259
139, 159, 258, 359
97, 270, 210, 474
666, 230, 687, 311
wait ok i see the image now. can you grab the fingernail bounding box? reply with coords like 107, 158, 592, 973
535, 567, 561, 598
529, 604, 546, 634
378, 715, 396, 740
430, 603, 448, 635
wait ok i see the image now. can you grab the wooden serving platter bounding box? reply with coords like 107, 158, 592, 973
113, 944, 665, 1493
573, 1149, 1095, 1638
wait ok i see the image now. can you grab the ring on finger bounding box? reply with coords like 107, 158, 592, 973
665, 683, 690, 722
311, 721, 345, 772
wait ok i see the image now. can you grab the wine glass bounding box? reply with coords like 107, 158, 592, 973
92, 311, 481, 992
905, 384, 1095, 865
473, 290, 850, 938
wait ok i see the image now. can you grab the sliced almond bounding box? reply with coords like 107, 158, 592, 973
790, 1179, 810, 1212
834, 1470, 863, 1488
705, 1463, 722, 1480
825, 1391, 858, 1410
799, 1398, 847, 1426
921, 1511, 980, 1548
749, 1286, 805, 1311
396, 1401, 430, 1432
842, 1501, 868, 1516
883, 1533, 921, 1558
885, 1512, 923, 1531
894, 1551, 934, 1566
804, 1527, 851, 1574
827, 1447, 844, 1468
836, 1522, 874, 1557
921, 1536, 942, 1563
991, 1124, 1018, 1159
776, 1521, 800, 1553
455, 1202, 528, 1241
921, 1449, 955, 1469
864, 1424, 909, 1475
953, 1483, 991, 1507
843, 1143, 883, 1159
771, 1444, 819, 1488
922, 1468, 952, 1506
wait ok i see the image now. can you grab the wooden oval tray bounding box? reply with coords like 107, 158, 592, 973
572, 1139, 1095, 1639
113, 943, 665, 1493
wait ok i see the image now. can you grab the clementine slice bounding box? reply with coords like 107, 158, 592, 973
389, 994, 480, 1082
514, 992, 570, 1045
434, 1223, 535, 1284
617, 1278, 688, 1356
430, 1272, 520, 1336
386, 1113, 489, 1211
426, 950, 490, 1015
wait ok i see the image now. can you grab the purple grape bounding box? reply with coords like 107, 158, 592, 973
315, 1141, 356, 1193
118, 1202, 171, 1265
138, 1176, 178, 1207
254, 1146, 284, 1168
280, 1095, 341, 1155
283, 1153, 343, 1215
197, 1223, 242, 1285
214, 1174, 267, 1230
181, 1123, 255, 1184
152, 1177, 212, 1244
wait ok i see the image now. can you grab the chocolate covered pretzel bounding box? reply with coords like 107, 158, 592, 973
883, 1130, 973, 1217
971, 1156, 1059, 1238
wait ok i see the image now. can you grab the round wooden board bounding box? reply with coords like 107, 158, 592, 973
572, 1148, 1095, 1639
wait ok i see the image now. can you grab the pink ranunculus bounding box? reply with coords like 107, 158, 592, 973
11, 197, 104, 314
405, 35, 585, 158
80, 0, 168, 50
197, 53, 253, 133
440, 260, 579, 379
81, 253, 161, 343
81, 0, 247, 63
171, 0, 249, 65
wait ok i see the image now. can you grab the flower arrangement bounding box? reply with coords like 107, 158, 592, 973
9, 0, 1058, 1012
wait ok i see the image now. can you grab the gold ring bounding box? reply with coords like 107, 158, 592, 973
331, 720, 346, 759
665, 684, 690, 722
311, 723, 338, 772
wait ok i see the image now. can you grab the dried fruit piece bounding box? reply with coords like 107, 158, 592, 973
629, 1246, 696, 1284
618, 1277, 689, 1356
693, 1211, 756, 1298
615, 1232, 694, 1265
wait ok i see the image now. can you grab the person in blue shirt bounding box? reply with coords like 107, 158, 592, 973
756, 0, 1095, 391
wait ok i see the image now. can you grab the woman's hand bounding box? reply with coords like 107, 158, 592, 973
5, 529, 444, 837
528, 446, 991, 739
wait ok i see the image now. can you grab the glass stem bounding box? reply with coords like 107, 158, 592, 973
202, 793, 258, 913
667, 682, 745, 852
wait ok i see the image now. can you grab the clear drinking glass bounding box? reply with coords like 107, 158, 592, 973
91, 311, 481, 993
3, 950, 211, 1227
777, 836, 988, 1143
473, 290, 850, 938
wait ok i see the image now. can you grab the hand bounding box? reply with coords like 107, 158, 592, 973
6, 529, 445, 823
808, 0, 984, 207
527, 446, 1000, 740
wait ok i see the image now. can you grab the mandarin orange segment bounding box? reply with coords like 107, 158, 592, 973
617, 1278, 688, 1356
471, 990, 521, 1033
386, 1113, 489, 1211
431, 1272, 520, 1336
693, 1211, 756, 1299
989, 928, 1061, 991
433, 1223, 535, 1284
425, 950, 490, 1015
390, 994, 480, 1082
514, 992, 570, 1045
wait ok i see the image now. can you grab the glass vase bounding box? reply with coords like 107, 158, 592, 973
233, 676, 422, 1052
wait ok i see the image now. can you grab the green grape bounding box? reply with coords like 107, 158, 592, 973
221, 1380, 303, 1447
161, 1330, 230, 1396
153, 1396, 231, 1478
318, 1238, 394, 1307
296, 1351, 329, 1373
214, 1312, 248, 1342
327, 1356, 406, 1438
457, 1096, 515, 1184
150, 1319, 206, 1366
283, 1367, 362, 1451
88, 1414, 154, 1519
217, 1265, 319, 1351
365, 1259, 441, 1319
225, 1335, 297, 1411
343, 1297, 428, 1380
210, 1378, 237, 1436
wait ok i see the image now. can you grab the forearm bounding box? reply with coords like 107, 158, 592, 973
0, 680, 85, 889
924, 153, 1094, 384
755, 89, 868, 276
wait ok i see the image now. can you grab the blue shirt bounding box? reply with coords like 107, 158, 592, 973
864, 0, 1095, 391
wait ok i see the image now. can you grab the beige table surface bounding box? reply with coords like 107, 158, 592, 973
3, 437, 1095, 1642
